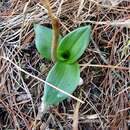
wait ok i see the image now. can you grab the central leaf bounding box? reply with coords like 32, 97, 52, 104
42, 62, 80, 107
57, 26, 91, 63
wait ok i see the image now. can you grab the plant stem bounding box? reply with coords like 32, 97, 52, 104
51, 16, 60, 62
42, 0, 60, 62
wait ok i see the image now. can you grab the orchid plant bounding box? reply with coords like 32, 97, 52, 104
34, 24, 91, 108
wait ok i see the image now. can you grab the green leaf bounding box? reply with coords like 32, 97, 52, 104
34, 24, 62, 60
57, 26, 91, 63
42, 62, 80, 107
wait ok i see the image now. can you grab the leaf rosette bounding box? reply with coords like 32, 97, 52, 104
34, 24, 91, 107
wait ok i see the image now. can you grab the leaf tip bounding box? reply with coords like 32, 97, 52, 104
33, 24, 40, 30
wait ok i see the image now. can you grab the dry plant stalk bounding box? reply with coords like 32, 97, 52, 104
41, 0, 60, 62
80, 64, 130, 71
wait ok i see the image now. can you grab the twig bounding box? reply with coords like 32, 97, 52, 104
72, 102, 80, 130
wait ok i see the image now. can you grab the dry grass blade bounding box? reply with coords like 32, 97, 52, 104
80, 64, 130, 71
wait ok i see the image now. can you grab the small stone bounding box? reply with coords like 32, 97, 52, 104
78, 77, 83, 86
